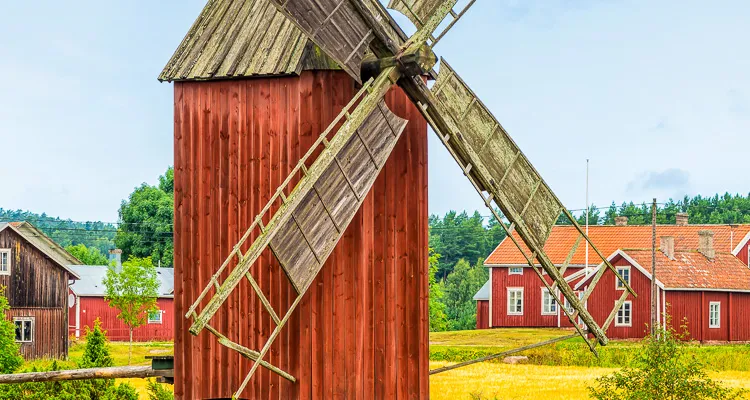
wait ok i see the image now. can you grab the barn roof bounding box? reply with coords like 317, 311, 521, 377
0, 222, 82, 279
158, 0, 408, 82
576, 249, 750, 292
68, 265, 175, 298
485, 224, 750, 266
473, 280, 490, 301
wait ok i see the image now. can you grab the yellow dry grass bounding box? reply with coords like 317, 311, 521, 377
429, 361, 750, 400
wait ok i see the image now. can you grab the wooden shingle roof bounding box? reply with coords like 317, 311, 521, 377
160, 0, 317, 82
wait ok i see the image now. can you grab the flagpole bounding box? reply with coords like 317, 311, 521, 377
585, 159, 589, 270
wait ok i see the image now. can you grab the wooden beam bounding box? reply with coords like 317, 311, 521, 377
0, 366, 172, 384
428, 333, 578, 375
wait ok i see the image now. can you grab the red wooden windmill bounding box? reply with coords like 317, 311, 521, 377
161, 0, 635, 398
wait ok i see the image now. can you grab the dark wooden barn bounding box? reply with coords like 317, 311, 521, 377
0, 222, 81, 359
159, 0, 429, 398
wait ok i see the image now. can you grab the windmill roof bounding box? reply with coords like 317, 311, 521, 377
0, 222, 82, 279
68, 265, 175, 298
159, 0, 408, 82
485, 224, 750, 266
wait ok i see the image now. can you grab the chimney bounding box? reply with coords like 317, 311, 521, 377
109, 249, 123, 271
698, 230, 715, 259
615, 216, 628, 226
675, 212, 689, 226
660, 236, 675, 260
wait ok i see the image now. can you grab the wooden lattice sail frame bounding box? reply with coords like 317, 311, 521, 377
184, 1, 637, 396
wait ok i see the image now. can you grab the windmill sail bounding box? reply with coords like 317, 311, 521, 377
401, 60, 635, 346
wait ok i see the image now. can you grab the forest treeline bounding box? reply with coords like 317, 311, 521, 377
2, 168, 750, 329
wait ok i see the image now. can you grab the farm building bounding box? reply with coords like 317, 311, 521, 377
68, 251, 175, 341
0, 221, 81, 359
159, 0, 428, 399
475, 214, 750, 341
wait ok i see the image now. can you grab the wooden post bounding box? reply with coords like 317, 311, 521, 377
0, 366, 172, 384
651, 198, 657, 336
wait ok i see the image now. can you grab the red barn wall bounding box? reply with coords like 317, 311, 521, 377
729, 293, 750, 341
489, 266, 584, 328
173, 71, 428, 400
69, 296, 173, 341
476, 300, 488, 329
738, 241, 749, 265
585, 255, 651, 339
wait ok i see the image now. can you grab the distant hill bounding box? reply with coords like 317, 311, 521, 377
0, 208, 115, 255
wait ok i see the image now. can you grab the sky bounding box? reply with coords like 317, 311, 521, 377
0, 0, 748, 223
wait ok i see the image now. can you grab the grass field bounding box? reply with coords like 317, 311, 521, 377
429, 328, 750, 399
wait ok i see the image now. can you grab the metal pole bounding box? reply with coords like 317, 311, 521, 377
585, 159, 589, 270
651, 198, 657, 336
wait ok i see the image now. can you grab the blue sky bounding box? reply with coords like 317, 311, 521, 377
0, 1, 748, 223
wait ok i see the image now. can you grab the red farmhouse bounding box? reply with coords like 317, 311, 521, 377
68, 252, 174, 342
475, 214, 750, 341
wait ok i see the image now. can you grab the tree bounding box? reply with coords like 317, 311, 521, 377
79, 319, 114, 399
0, 287, 23, 374
589, 316, 745, 400
429, 210, 501, 280
103, 256, 159, 364
66, 244, 109, 266
428, 249, 448, 332
443, 258, 488, 331
114, 167, 174, 267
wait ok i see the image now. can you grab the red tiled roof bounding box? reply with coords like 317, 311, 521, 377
622, 249, 750, 290
485, 224, 750, 266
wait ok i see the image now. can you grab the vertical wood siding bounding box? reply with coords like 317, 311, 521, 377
0, 228, 69, 359
173, 71, 428, 400
489, 266, 584, 328
738, 241, 749, 265
476, 300, 488, 329
585, 255, 651, 339
69, 296, 173, 341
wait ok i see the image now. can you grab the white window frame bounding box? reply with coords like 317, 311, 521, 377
507, 287, 524, 316
615, 301, 632, 327
709, 302, 720, 329
508, 267, 523, 275
541, 288, 557, 315
148, 309, 163, 324
0, 249, 11, 276
616, 266, 630, 290
14, 317, 34, 343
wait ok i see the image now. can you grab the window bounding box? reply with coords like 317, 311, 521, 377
709, 302, 720, 328
148, 310, 163, 324
14, 317, 33, 342
541, 288, 557, 315
616, 266, 630, 290
615, 301, 632, 327
0, 249, 10, 275
509, 267, 523, 275
507, 288, 524, 315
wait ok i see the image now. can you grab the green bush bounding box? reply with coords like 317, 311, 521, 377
0, 287, 23, 374
147, 379, 174, 400
100, 383, 138, 400
588, 319, 746, 400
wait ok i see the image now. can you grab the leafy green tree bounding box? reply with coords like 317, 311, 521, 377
576, 204, 601, 226
100, 383, 138, 400
65, 244, 109, 266
443, 258, 488, 331
0, 287, 22, 374
428, 249, 448, 332
103, 256, 159, 364
429, 211, 502, 280
114, 167, 174, 267
589, 316, 745, 400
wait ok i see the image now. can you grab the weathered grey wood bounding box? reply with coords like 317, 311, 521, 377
269, 0, 376, 81
245, 272, 281, 325
0, 366, 172, 384
429, 333, 578, 375
218, 337, 296, 382
189, 67, 401, 335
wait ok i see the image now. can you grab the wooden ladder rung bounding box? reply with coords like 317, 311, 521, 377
214, 334, 296, 382
245, 272, 281, 326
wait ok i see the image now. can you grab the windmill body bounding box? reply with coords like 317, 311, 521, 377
160, 0, 635, 398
